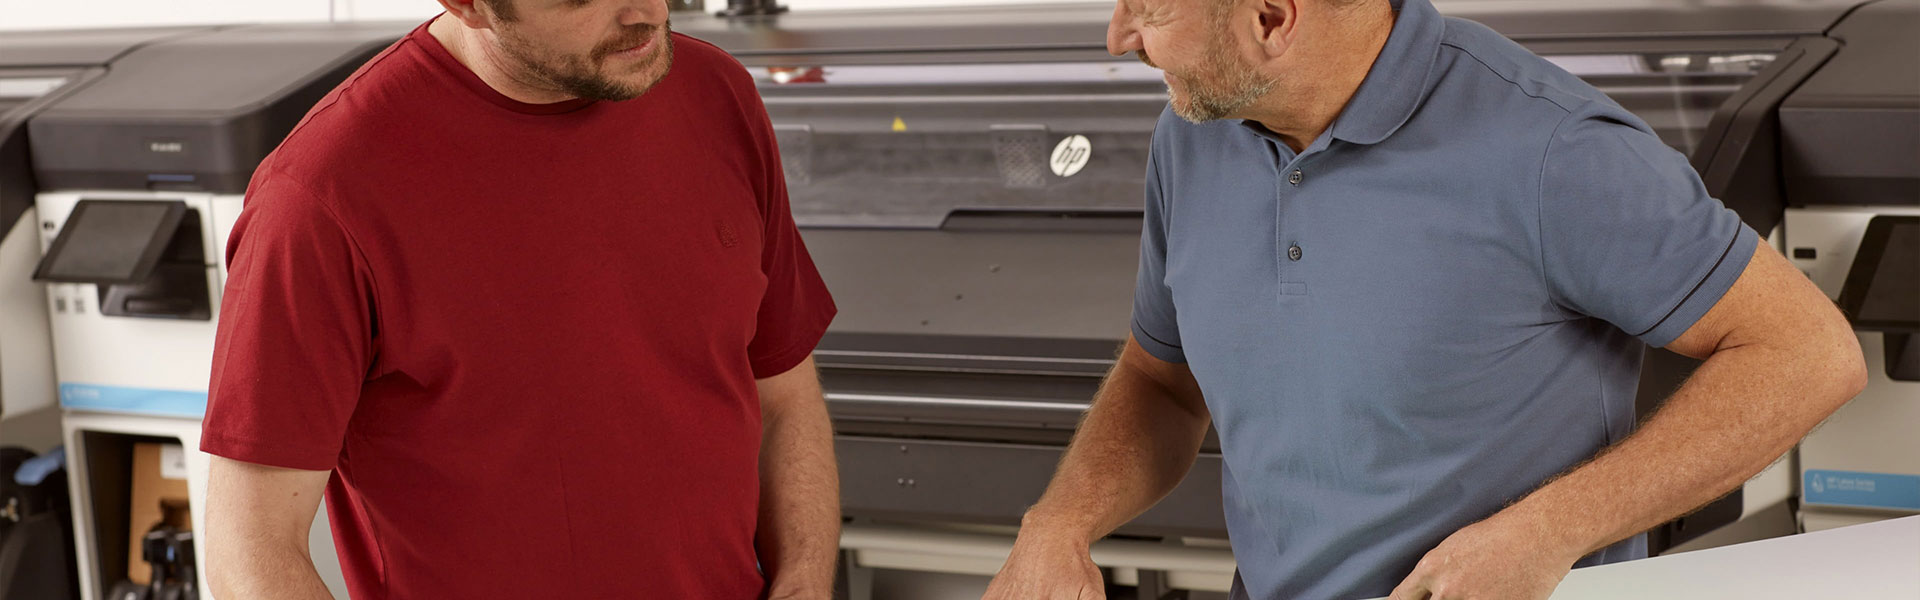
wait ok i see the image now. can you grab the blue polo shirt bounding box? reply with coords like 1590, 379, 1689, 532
1130, 0, 1759, 598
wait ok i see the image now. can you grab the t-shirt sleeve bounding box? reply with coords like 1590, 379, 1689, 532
1538, 110, 1759, 348
201, 175, 378, 471
739, 84, 837, 379
1131, 143, 1186, 364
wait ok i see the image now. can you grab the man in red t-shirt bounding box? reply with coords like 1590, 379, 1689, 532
199, 1, 839, 598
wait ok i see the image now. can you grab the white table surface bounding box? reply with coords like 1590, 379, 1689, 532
1366, 515, 1919, 599
1554, 515, 1917, 599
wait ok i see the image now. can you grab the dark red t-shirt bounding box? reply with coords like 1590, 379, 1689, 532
201, 21, 835, 599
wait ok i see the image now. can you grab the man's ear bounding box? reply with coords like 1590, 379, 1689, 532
1249, 0, 1304, 60
438, 0, 500, 30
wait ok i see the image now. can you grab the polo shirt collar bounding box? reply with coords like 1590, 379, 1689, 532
1327, 0, 1445, 146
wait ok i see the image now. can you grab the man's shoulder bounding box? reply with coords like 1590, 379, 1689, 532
1428, 16, 1665, 163
1433, 17, 1619, 119
263, 36, 440, 178
667, 32, 759, 97
671, 32, 736, 68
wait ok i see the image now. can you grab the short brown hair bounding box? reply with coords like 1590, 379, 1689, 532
480, 0, 518, 21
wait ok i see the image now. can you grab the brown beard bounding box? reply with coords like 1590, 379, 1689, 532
497, 20, 676, 102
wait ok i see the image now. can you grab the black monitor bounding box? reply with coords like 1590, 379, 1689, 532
1839, 215, 1919, 382
32, 199, 186, 285
1839, 216, 1920, 332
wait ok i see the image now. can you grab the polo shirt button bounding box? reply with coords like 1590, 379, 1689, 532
1288, 169, 1303, 185
1288, 245, 1303, 261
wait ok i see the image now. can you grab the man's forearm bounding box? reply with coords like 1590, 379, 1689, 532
1492, 336, 1864, 560
756, 393, 841, 597
207, 543, 334, 600
205, 456, 336, 600
1022, 347, 1211, 545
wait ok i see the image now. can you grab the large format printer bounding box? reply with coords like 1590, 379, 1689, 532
1764, 0, 1920, 533
0, 27, 218, 600
674, 0, 1918, 593
0, 26, 215, 454
20, 23, 407, 599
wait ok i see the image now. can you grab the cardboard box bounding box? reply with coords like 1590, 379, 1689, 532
127, 442, 191, 585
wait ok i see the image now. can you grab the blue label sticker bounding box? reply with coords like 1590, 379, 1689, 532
1803, 470, 1920, 511
59, 383, 207, 418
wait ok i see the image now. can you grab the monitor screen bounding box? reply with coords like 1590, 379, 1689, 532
1841, 217, 1920, 329
33, 200, 184, 284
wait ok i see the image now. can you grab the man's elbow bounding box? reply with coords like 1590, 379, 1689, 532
205, 563, 236, 600
204, 546, 242, 599
204, 542, 260, 598
1831, 342, 1870, 404
1811, 325, 1869, 411
204, 536, 311, 598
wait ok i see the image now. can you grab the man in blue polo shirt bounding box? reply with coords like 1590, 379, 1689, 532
983, 0, 1867, 599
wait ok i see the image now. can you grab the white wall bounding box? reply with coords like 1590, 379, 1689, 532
336, 0, 1041, 20
337, 0, 442, 22
0, 0, 331, 31
0, 0, 1040, 31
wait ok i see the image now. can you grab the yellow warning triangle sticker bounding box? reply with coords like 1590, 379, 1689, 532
891, 117, 907, 132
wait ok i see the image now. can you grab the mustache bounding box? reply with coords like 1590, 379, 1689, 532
592, 21, 668, 59
1136, 49, 1157, 69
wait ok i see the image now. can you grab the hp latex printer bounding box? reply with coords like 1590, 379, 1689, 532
28, 23, 404, 415
0, 25, 215, 451
1762, 0, 1920, 533
0, 30, 218, 600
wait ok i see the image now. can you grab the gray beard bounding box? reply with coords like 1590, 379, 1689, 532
1170, 42, 1277, 123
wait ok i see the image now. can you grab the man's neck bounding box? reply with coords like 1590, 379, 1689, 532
1244, 7, 1397, 153
428, 14, 576, 105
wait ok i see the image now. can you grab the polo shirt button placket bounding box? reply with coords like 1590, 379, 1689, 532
1286, 167, 1304, 263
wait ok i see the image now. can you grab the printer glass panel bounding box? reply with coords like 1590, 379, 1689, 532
0, 76, 67, 100
759, 52, 1774, 227
0, 74, 70, 115
1545, 51, 1775, 155
758, 61, 1165, 229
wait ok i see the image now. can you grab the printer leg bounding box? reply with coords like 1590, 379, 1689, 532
835, 548, 873, 600
1136, 569, 1186, 600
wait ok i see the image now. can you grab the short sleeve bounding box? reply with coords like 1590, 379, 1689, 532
201, 175, 377, 471
739, 84, 836, 379
1539, 111, 1759, 348
1131, 143, 1186, 363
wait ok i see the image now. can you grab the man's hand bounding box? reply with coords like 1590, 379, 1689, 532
983, 337, 1209, 600
982, 529, 1105, 600
1388, 515, 1579, 600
